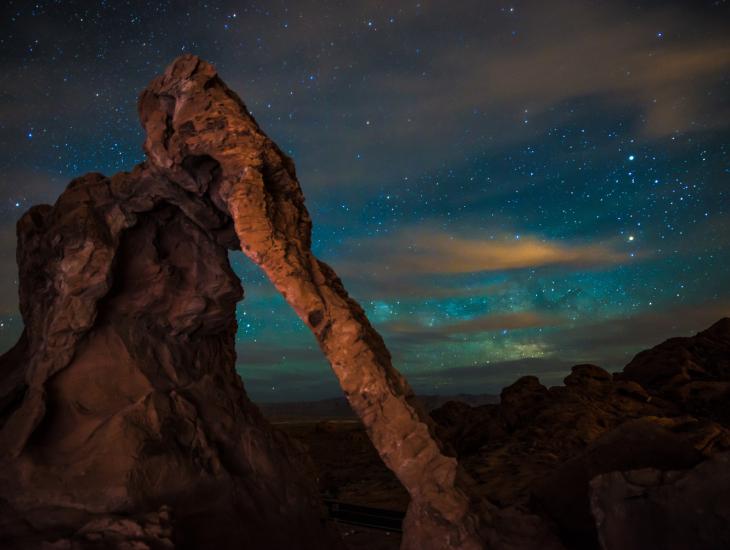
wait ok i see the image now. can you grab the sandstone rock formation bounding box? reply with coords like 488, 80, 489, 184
0, 55, 560, 549
0, 158, 339, 549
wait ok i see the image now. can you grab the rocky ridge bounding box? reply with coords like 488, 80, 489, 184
431, 318, 730, 549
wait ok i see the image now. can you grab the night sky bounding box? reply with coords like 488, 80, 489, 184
1, 1, 729, 401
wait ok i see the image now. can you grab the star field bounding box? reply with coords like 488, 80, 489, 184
0, 0, 729, 400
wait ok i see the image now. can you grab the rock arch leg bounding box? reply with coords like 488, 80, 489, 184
228, 186, 485, 550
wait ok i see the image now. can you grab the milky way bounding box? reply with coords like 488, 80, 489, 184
1, 0, 728, 400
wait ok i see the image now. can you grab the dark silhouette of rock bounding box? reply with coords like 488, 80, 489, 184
499, 375, 551, 430
620, 317, 730, 423
533, 418, 703, 547
429, 318, 730, 549
590, 452, 730, 550
431, 400, 505, 456
563, 364, 612, 398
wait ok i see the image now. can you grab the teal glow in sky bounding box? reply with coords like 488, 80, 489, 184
1, 0, 729, 400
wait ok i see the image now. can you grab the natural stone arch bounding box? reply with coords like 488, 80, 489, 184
0, 56, 561, 549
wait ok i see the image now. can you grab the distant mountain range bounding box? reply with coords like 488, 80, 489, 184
258, 393, 499, 421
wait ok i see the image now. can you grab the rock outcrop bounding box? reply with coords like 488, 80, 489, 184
0, 55, 553, 549
619, 317, 730, 424
431, 318, 730, 549
0, 156, 338, 548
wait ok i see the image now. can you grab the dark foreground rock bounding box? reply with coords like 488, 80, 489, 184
257, 330, 728, 549
428, 318, 730, 549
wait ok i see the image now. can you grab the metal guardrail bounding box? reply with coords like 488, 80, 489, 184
323, 499, 405, 532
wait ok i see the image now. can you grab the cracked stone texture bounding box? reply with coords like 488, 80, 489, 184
0, 55, 564, 549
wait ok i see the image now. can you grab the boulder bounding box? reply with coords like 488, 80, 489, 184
533, 418, 703, 548
500, 376, 551, 430
590, 452, 730, 550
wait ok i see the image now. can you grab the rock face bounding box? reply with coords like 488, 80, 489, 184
0, 55, 542, 549
0, 156, 338, 548
431, 318, 730, 549
590, 452, 730, 550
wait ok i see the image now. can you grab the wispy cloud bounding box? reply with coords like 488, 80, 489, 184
337, 229, 632, 278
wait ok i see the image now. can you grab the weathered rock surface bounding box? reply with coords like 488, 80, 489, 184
0, 167, 339, 548
430, 318, 730, 549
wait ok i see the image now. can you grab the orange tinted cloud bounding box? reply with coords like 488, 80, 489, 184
342, 229, 630, 276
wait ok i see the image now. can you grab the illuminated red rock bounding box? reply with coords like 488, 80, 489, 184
135, 54, 563, 550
